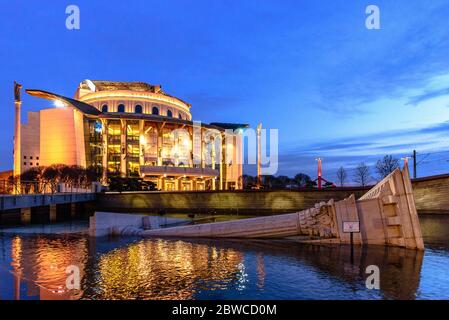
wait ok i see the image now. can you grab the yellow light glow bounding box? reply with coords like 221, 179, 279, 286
54, 100, 66, 108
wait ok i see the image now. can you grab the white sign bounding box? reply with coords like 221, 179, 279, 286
343, 221, 360, 233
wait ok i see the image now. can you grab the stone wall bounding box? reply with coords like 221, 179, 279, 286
412, 174, 449, 214
96, 174, 449, 215
96, 188, 369, 215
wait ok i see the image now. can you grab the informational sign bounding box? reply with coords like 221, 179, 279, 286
343, 221, 360, 233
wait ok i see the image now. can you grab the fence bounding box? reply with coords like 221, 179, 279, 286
0, 180, 101, 195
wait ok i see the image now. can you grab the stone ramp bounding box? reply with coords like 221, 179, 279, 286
89, 166, 424, 250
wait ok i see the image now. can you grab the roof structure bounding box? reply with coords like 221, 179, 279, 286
209, 122, 250, 130
79, 80, 191, 107
26, 89, 101, 115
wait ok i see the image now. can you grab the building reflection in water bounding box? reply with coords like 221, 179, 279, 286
10, 235, 87, 300
7, 234, 425, 300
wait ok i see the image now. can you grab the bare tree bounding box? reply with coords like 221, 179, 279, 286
336, 167, 347, 187
375, 155, 400, 179
354, 162, 370, 186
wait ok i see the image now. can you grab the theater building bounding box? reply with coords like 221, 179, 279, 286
14, 80, 247, 191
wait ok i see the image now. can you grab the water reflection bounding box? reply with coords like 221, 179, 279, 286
1, 233, 430, 300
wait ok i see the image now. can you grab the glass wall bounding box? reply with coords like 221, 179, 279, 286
84, 120, 103, 169
143, 122, 158, 166
126, 121, 140, 175
107, 120, 121, 175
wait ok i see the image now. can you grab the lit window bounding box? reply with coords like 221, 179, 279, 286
152, 106, 159, 115
167, 110, 173, 117
102, 104, 108, 112
135, 105, 143, 114
118, 104, 125, 113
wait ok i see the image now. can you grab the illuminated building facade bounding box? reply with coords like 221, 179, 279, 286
16, 80, 247, 191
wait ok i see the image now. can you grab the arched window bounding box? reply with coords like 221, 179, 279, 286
178, 113, 183, 120
167, 110, 173, 118
135, 105, 143, 114
152, 106, 159, 115
101, 104, 108, 112
117, 104, 125, 113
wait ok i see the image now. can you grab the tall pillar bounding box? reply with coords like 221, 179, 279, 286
13, 81, 23, 183
157, 124, 163, 166
120, 120, 127, 177
211, 137, 216, 190
219, 133, 225, 190
101, 119, 108, 183
139, 120, 145, 169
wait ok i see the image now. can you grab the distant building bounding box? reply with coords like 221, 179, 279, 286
15, 80, 247, 191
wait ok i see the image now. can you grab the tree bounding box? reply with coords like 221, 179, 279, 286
271, 176, 291, 189
336, 167, 347, 187
354, 162, 370, 187
239, 175, 256, 189
293, 173, 312, 188
376, 155, 400, 179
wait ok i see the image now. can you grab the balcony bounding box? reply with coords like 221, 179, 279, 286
140, 166, 218, 178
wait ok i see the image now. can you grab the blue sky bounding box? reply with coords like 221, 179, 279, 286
1, 0, 449, 183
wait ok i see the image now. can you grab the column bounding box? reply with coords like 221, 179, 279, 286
211, 137, 216, 190
219, 133, 225, 191
120, 119, 127, 177
101, 119, 108, 183
157, 124, 163, 166
139, 120, 145, 168
13, 82, 23, 192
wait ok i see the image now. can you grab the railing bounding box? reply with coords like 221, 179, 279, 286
0, 180, 100, 195
140, 166, 218, 177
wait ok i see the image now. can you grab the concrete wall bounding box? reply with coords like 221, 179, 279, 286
96, 173, 449, 215
40, 107, 86, 167
21, 111, 40, 173
412, 174, 449, 214
96, 188, 369, 214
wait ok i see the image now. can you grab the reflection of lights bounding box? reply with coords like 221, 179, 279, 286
54, 100, 66, 108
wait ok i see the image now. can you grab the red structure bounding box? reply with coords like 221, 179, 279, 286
314, 158, 335, 189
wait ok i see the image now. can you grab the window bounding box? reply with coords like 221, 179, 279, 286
118, 104, 125, 113
36, 156, 39, 160
167, 110, 173, 117
36, 163, 39, 166
178, 113, 183, 120
102, 104, 108, 112
135, 105, 143, 114
23, 162, 26, 165
30, 163, 33, 166
23, 156, 26, 159
152, 106, 159, 115
30, 156, 33, 160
